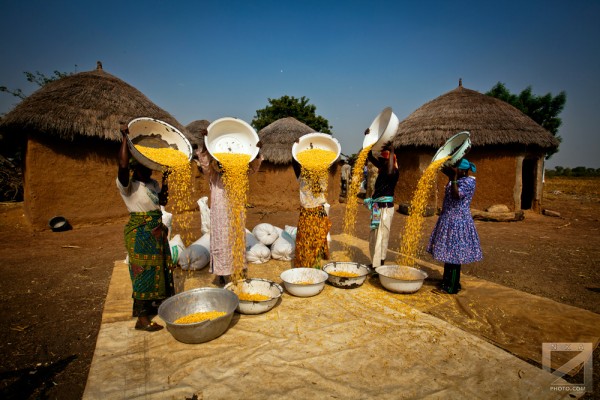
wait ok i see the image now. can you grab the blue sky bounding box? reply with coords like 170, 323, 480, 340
1, 0, 599, 168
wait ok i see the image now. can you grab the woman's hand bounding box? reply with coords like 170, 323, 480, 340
120, 123, 129, 137
442, 165, 458, 180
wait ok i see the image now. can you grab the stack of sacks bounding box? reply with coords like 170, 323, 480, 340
246, 229, 271, 263
271, 225, 296, 260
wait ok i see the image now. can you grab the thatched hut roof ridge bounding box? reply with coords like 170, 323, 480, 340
258, 117, 317, 164
0, 62, 187, 142
392, 85, 560, 150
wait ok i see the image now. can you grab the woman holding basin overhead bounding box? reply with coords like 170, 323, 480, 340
427, 158, 483, 294
195, 124, 263, 286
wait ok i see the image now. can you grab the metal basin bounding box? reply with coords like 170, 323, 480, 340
224, 278, 283, 315
323, 262, 369, 289
158, 287, 238, 344
376, 265, 428, 294
280, 268, 328, 297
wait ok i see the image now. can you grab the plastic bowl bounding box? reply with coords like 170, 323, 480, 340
224, 278, 283, 315
157, 287, 238, 344
280, 268, 328, 297
205, 117, 260, 163
322, 262, 369, 289
362, 107, 400, 155
375, 265, 428, 294
127, 117, 193, 171
292, 133, 341, 166
432, 131, 471, 167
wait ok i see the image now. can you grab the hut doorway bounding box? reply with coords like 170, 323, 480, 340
521, 158, 536, 210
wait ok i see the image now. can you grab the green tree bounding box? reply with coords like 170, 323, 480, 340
1, 69, 75, 99
251, 95, 332, 133
486, 82, 566, 158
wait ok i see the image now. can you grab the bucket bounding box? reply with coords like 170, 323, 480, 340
432, 131, 471, 167
362, 107, 400, 155
292, 133, 341, 166
205, 117, 260, 162
127, 117, 193, 171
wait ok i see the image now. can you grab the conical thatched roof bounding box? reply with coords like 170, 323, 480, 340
0, 61, 186, 141
185, 119, 210, 150
258, 117, 316, 164
392, 81, 560, 150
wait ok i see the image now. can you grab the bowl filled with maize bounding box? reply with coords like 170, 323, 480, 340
127, 117, 193, 171
224, 278, 284, 315
205, 117, 260, 163
323, 261, 370, 289
375, 265, 428, 294
158, 287, 239, 344
292, 133, 341, 167
362, 107, 400, 156
432, 131, 471, 167
280, 267, 328, 297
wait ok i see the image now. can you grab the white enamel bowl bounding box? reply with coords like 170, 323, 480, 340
362, 107, 400, 155
224, 278, 283, 315
280, 268, 328, 297
432, 131, 471, 167
205, 117, 260, 162
292, 133, 341, 166
322, 262, 370, 289
375, 265, 428, 294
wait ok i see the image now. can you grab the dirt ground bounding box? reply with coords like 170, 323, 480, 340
0, 181, 599, 399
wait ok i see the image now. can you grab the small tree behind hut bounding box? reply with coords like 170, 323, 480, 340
251, 95, 332, 134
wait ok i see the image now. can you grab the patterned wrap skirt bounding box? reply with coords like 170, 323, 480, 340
294, 206, 331, 268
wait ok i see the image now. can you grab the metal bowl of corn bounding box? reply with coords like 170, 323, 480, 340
323, 262, 370, 289
280, 267, 328, 297
375, 265, 428, 294
224, 278, 283, 315
158, 287, 238, 344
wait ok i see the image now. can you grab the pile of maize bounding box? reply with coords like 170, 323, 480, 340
237, 292, 271, 302
213, 152, 251, 281
174, 310, 227, 324
397, 156, 449, 266
328, 271, 360, 278
134, 145, 194, 245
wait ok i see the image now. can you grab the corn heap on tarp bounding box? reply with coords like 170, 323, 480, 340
213, 152, 251, 281
398, 156, 449, 266
134, 145, 193, 245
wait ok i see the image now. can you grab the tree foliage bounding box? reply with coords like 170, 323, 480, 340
251, 95, 332, 133
486, 82, 566, 159
545, 166, 600, 177
1, 69, 74, 99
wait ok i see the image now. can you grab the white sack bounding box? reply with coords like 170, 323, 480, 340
271, 230, 295, 261
252, 223, 279, 246
160, 205, 173, 239
245, 230, 271, 264
198, 196, 211, 235
169, 234, 186, 265
179, 233, 210, 270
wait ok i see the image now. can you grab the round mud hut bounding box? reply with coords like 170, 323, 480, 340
0, 62, 188, 230
392, 80, 560, 213
255, 117, 341, 210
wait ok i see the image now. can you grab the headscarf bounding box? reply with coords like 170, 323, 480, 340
457, 158, 476, 172
379, 150, 398, 169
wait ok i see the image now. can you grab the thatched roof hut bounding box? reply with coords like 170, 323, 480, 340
185, 119, 210, 150
258, 117, 316, 164
248, 117, 341, 210
0, 62, 189, 229
392, 80, 559, 213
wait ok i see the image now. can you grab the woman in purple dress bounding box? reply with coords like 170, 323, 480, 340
427, 158, 482, 294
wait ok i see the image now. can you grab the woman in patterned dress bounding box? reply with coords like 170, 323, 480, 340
427, 158, 482, 294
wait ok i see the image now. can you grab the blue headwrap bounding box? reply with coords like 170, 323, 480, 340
457, 158, 476, 172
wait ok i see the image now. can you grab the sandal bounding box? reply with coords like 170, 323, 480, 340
135, 321, 163, 332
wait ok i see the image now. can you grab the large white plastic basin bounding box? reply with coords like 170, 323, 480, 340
205, 117, 260, 162
432, 131, 471, 167
292, 133, 341, 166
127, 117, 193, 171
362, 107, 400, 155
